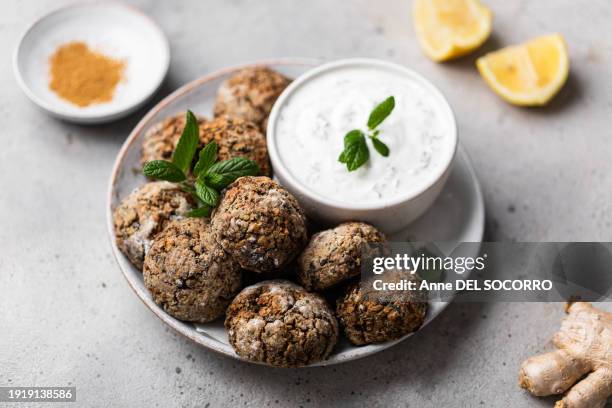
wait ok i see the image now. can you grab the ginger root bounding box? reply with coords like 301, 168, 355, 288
519, 302, 612, 408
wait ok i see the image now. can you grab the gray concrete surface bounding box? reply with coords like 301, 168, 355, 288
1, 0, 611, 407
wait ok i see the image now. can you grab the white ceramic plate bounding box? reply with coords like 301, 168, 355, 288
13, 2, 169, 124
107, 60, 485, 366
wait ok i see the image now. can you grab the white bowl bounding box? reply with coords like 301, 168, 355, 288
267, 58, 457, 234
13, 2, 169, 124
107, 60, 484, 366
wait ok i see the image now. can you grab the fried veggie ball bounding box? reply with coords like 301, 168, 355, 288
143, 218, 242, 323
213, 66, 291, 131
141, 112, 208, 166
113, 181, 196, 270
211, 176, 307, 274
297, 222, 387, 291
225, 280, 338, 367
201, 116, 271, 177
336, 270, 428, 345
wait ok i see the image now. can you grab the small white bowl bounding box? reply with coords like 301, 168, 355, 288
13, 2, 170, 124
267, 58, 458, 234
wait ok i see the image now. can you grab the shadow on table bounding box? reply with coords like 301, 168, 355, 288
199, 301, 490, 406
442, 32, 582, 114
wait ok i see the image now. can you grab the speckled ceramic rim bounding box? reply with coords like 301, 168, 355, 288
267, 58, 458, 211
106, 60, 485, 367
12, 0, 170, 123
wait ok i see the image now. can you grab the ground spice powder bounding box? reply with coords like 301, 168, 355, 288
49, 41, 125, 107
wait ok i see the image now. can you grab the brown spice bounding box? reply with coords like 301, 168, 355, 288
49, 41, 125, 107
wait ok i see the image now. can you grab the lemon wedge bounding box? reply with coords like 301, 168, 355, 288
476, 34, 569, 106
413, 0, 492, 62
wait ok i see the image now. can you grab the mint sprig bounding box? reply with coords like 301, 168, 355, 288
338, 96, 395, 171
143, 111, 260, 217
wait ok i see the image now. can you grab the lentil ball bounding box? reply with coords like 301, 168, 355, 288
336, 270, 428, 345
201, 116, 271, 177
225, 280, 338, 367
113, 181, 195, 270
213, 67, 291, 131
143, 218, 242, 323
297, 222, 386, 291
211, 176, 307, 274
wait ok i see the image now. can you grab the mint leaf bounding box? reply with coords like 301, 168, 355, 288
194, 141, 218, 177
194, 179, 220, 207
143, 160, 186, 182
185, 205, 211, 218
204, 173, 233, 190
338, 130, 369, 171
371, 137, 389, 157
347, 142, 369, 171
367, 96, 395, 130
207, 157, 260, 184
343, 129, 364, 147
172, 111, 200, 174
339, 129, 364, 164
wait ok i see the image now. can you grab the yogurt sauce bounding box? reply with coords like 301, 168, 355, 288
274, 63, 455, 206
